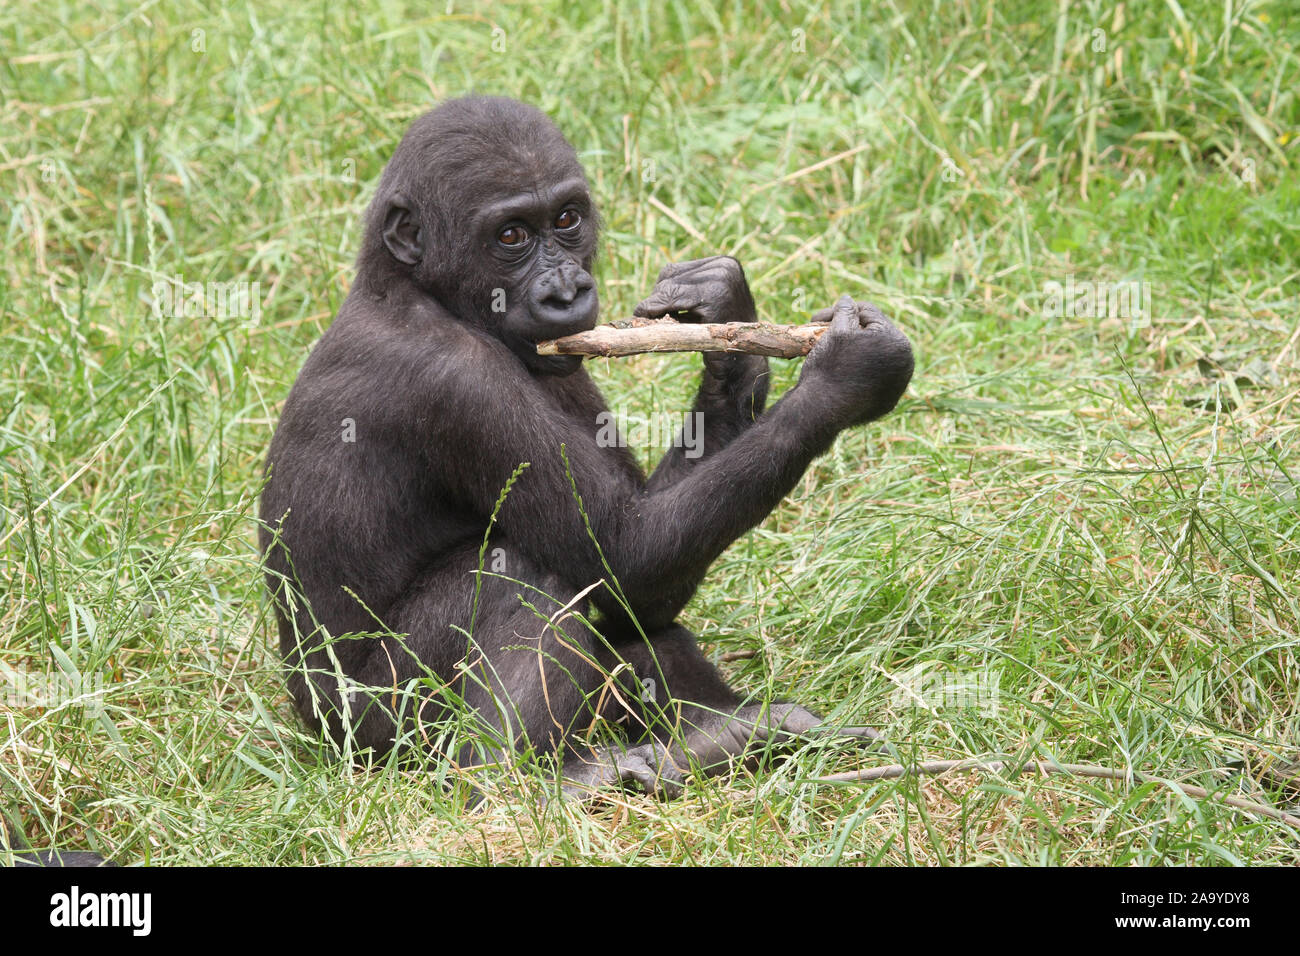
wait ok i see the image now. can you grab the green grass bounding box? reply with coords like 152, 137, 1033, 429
2, 0, 1298, 865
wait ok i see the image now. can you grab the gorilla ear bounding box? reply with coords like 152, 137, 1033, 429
382, 196, 423, 265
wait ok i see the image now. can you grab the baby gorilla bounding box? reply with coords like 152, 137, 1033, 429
259, 96, 913, 798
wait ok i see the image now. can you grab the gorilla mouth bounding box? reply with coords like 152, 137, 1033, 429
526, 296, 599, 341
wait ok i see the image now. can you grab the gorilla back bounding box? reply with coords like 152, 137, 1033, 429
260, 97, 913, 797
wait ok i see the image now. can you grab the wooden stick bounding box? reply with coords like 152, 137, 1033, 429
811, 758, 1300, 829
536, 317, 828, 358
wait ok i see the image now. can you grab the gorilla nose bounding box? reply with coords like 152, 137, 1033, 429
532, 284, 598, 331
536, 266, 593, 308
529, 266, 598, 334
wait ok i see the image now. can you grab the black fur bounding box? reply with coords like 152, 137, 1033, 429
259, 97, 913, 796
4, 824, 115, 867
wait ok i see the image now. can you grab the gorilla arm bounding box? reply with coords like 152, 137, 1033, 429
643, 351, 771, 493
424, 299, 912, 631
637, 257, 772, 492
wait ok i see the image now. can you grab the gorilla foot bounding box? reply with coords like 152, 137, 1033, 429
558, 740, 685, 802
677, 702, 886, 773
552, 707, 883, 803
772, 704, 886, 749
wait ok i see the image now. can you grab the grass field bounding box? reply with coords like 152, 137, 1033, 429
2, 0, 1297, 865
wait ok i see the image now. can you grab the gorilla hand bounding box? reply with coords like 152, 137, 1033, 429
800, 295, 914, 428
633, 255, 767, 389
633, 255, 757, 325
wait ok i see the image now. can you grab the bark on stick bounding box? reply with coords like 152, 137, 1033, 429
536, 317, 828, 359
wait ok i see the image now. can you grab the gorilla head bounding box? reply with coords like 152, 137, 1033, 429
356, 96, 601, 374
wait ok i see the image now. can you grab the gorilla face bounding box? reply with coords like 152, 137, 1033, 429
472, 174, 599, 375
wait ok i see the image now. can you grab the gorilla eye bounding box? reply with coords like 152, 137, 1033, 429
498, 225, 530, 247
555, 210, 580, 231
